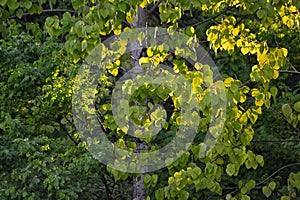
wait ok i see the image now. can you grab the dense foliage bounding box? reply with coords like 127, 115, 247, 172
0, 0, 299, 199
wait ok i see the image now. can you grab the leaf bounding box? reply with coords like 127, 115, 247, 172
45, 17, 54, 28
16, 8, 23, 19
0, 0, 7, 7
191, 167, 202, 179
224, 77, 234, 87
289, 172, 300, 189
257, 9, 265, 19
139, 57, 149, 65
282, 104, 292, 118
7, 0, 19, 10
262, 186, 272, 197
256, 155, 264, 167
268, 182, 276, 190
293, 102, 300, 112
100, 8, 109, 18
241, 47, 249, 55
270, 87, 278, 98
24, 1, 32, 9
146, 48, 153, 57
81, 39, 87, 51
178, 190, 189, 200
281, 196, 290, 200
62, 12, 72, 26
282, 48, 288, 57
143, 174, 152, 185
151, 174, 158, 186
21, 0, 32, 9
140, 0, 147, 8
155, 188, 164, 200
226, 164, 235, 176
118, 2, 129, 12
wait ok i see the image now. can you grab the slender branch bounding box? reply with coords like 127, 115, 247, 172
99, 173, 112, 200
238, 79, 251, 88
148, 0, 163, 14
8, 9, 77, 19
58, 118, 79, 146
223, 163, 300, 198
257, 163, 300, 186
253, 139, 300, 143
269, 106, 300, 133
279, 70, 300, 75
273, 33, 298, 72
184, 4, 239, 28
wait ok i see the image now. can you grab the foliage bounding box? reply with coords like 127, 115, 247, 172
0, 0, 299, 199
0, 25, 132, 199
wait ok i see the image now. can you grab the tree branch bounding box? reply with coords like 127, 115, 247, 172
184, 4, 239, 28
269, 106, 300, 133
223, 163, 300, 198
273, 33, 298, 72
148, 0, 164, 14
58, 118, 79, 146
257, 163, 300, 186
8, 9, 77, 19
279, 70, 300, 75
238, 79, 251, 88
253, 139, 300, 143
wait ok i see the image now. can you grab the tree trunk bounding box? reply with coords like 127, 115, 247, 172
131, 6, 147, 200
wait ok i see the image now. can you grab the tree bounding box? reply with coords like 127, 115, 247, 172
0, 0, 299, 199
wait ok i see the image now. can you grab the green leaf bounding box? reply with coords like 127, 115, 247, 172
155, 188, 164, 200
226, 164, 235, 176
0, 0, 8, 7
81, 39, 87, 51
144, 174, 152, 185
62, 12, 72, 26
16, 8, 23, 19
191, 167, 202, 179
293, 102, 300, 112
100, 8, 109, 18
23, 0, 32, 9
256, 155, 264, 167
268, 182, 276, 190
118, 2, 129, 12
178, 190, 189, 200
151, 174, 158, 186
257, 9, 265, 19
270, 86, 278, 99
289, 172, 300, 189
7, 0, 19, 10
45, 17, 54, 28
282, 104, 292, 118
262, 186, 272, 197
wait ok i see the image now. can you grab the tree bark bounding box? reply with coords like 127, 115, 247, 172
131, 6, 148, 200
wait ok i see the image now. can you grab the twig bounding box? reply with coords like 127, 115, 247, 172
148, 0, 163, 14
273, 33, 298, 72
58, 118, 79, 146
223, 163, 300, 198
253, 139, 300, 142
257, 163, 300, 186
8, 9, 77, 19
184, 4, 239, 28
269, 106, 300, 133
238, 79, 251, 88
279, 70, 300, 75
